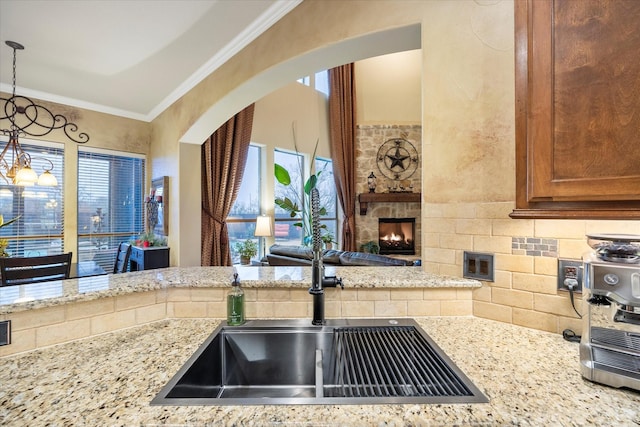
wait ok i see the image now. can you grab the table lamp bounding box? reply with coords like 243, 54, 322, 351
254, 214, 274, 260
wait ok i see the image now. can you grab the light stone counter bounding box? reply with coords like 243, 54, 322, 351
0, 266, 480, 315
1, 316, 638, 426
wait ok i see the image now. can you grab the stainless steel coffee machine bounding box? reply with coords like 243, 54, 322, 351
580, 234, 640, 391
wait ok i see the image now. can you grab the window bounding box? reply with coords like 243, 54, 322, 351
314, 70, 329, 96
0, 140, 65, 258
274, 149, 304, 246
77, 148, 145, 271
274, 150, 338, 247
297, 70, 329, 97
227, 145, 262, 263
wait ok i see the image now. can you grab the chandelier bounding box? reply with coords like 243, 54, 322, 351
0, 40, 89, 186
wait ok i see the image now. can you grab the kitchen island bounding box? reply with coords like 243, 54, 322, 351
1, 316, 638, 425
0, 266, 479, 357
0, 266, 638, 425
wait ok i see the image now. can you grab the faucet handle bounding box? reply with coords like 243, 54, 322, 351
323, 275, 343, 289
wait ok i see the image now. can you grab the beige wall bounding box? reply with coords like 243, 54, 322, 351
355, 49, 422, 125
252, 82, 331, 159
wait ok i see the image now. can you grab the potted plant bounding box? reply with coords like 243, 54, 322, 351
234, 239, 258, 265
360, 241, 380, 254
274, 125, 329, 246
132, 231, 167, 248
321, 232, 335, 250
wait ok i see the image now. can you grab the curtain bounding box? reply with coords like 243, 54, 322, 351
328, 64, 357, 251
201, 104, 255, 266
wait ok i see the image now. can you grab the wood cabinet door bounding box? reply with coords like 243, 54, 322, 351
513, 0, 640, 219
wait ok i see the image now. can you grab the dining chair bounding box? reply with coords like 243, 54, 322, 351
113, 242, 132, 274
0, 252, 73, 286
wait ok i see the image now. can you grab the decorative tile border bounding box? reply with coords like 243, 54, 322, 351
512, 237, 558, 257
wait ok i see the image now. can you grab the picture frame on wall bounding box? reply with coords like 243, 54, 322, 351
151, 176, 168, 236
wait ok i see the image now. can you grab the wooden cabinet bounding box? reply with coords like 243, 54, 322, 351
511, 0, 640, 219
129, 246, 170, 271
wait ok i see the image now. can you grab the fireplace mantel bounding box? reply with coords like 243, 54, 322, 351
358, 192, 421, 215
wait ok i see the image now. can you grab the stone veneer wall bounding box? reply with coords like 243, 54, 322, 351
355, 125, 422, 259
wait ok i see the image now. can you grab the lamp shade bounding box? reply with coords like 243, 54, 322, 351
15, 166, 38, 186
37, 170, 58, 187
254, 215, 273, 237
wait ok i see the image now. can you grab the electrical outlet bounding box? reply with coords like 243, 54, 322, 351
0, 320, 10, 346
557, 259, 583, 293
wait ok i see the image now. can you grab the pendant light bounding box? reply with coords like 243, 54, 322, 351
1, 40, 89, 186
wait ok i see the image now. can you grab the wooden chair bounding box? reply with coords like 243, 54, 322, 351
113, 242, 132, 274
0, 252, 73, 286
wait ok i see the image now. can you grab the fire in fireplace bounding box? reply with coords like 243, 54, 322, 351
378, 218, 415, 255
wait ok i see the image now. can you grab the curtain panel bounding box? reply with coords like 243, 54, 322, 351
328, 64, 357, 251
201, 104, 255, 266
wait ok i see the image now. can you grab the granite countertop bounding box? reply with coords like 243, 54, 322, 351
0, 266, 480, 315
1, 316, 638, 426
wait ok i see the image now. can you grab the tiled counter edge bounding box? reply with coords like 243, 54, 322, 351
0, 266, 480, 357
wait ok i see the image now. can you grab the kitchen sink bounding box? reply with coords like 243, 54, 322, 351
151, 318, 488, 405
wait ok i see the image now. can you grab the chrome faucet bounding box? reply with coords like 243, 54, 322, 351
309, 188, 343, 325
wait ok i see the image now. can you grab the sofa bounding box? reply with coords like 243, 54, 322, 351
266, 244, 418, 267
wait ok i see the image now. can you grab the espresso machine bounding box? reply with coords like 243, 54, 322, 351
580, 234, 640, 391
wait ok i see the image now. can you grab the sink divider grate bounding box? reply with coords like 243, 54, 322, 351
328, 326, 473, 398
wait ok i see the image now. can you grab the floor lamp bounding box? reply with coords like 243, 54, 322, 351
254, 214, 273, 261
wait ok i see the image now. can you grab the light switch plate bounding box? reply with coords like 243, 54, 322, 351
463, 251, 494, 282
0, 320, 10, 346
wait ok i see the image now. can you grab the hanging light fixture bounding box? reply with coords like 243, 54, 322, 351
0, 40, 89, 186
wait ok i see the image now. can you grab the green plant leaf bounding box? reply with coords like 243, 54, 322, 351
0, 215, 20, 228
310, 138, 320, 173
274, 163, 291, 186
304, 174, 318, 195
275, 197, 300, 215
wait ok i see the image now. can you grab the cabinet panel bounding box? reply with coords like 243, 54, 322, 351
129, 247, 170, 271
513, 0, 640, 219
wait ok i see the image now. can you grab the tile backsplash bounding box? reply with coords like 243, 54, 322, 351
512, 237, 558, 257
422, 201, 640, 335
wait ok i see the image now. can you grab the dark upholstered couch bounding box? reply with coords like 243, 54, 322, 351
266, 245, 418, 267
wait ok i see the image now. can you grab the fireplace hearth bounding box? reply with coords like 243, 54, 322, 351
378, 218, 415, 255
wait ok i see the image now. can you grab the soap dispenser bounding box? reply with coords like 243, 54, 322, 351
227, 272, 245, 326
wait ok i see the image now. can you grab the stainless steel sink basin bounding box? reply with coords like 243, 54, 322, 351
151, 318, 488, 405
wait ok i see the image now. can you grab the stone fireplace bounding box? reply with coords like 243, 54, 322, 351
355, 124, 422, 259
378, 218, 415, 255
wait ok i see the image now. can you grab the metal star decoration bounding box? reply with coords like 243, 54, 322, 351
385, 142, 410, 170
